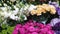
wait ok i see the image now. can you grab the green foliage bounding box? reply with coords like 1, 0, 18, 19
59, 1, 60, 6
7, 26, 14, 34
1, 24, 7, 28
0, 25, 15, 34
1, 30, 7, 34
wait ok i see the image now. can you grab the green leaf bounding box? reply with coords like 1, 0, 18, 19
2, 30, 7, 34
0, 32, 2, 34
0, 17, 3, 23
1, 24, 7, 28
7, 26, 14, 34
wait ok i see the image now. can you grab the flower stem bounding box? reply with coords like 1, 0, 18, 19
59, 0, 60, 6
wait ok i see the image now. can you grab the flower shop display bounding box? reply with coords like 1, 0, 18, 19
0, 0, 60, 34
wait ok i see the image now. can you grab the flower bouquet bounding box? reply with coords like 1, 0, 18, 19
0, 0, 60, 34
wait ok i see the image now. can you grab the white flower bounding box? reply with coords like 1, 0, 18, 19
24, 5, 29, 10
4, 3, 7, 6
28, 5, 37, 11
20, 8, 24, 15
0, 5, 28, 21
10, 0, 16, 2
0, 12, 8, 18
10, 14, 16, 20
23, 15, 27, 20
49, 1, 51, 4
13, 9, 19, 15
20, 8, 24, 12
3, 12, 9, 18
1, 11, 11, 18
0, 7, 7, 11
0, 3, 1, 6
52, 2, 57, 4
11, 6, 19, 15
10, 14, 19, 20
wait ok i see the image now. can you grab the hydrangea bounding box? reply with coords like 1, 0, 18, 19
12, 20, 54, 34
50, 18, 60, 26
50, 18, 60, 31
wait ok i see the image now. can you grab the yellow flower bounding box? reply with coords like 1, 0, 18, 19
30, 4, 56, 16
42, 4, 51, 11
30, 10, 37, 15
49, 5, 56, 14
36, 9, 42, 16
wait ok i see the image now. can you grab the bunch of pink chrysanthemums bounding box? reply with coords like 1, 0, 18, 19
12, 20, 54, 34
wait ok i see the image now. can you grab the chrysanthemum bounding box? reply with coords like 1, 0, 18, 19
13, 20, 54, 34
30, 4, 56, 16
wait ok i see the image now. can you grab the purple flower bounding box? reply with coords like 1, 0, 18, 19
50, 18, 60, 31
50, 18, 60, 26
49, 1, 59, 8
49, 1, 60, 15
50, 18, 59, 26
55, 31, 60, 34
56, 7, 60, 15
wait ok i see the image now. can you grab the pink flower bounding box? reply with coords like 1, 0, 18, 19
45, 24, 52, 30
47, 30, 54, 34
27, 26, 36, 32
19, 28, 25, 34
31, 32, 38, 34
12, 20, 54, 34
12, 24, 22, 34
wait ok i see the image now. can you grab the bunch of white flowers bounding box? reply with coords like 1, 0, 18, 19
0, 2, 38, 24
0, 5, 28, 24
